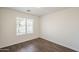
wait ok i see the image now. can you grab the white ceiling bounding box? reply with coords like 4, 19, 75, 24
9, 7, 69, 16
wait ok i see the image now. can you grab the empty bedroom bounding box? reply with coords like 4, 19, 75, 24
0, 7, 79, 52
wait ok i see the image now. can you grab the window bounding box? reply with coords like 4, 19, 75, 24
27, 18, 33, 34
16, 17, 33, 35
16, 17, 26, 35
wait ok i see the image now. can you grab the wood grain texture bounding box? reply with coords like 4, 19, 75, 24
0, 38, 76, 52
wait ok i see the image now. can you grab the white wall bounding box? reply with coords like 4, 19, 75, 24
40, 8, 79, 51
0, 9, 2, 41
0, 8, 40, 48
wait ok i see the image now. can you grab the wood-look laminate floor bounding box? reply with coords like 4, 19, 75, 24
0, 38, 76, 52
